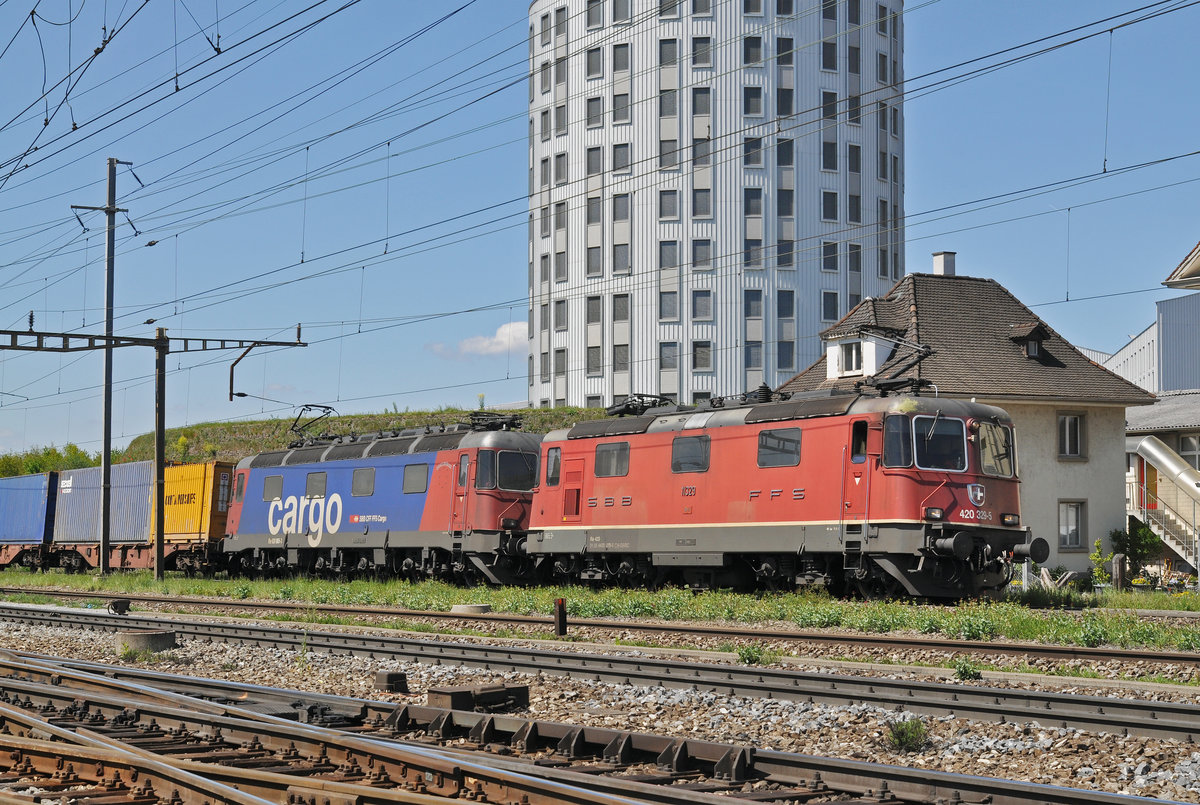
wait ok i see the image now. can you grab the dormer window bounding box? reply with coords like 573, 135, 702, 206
1009, 322, 1049, 360
841, 341, 863, 374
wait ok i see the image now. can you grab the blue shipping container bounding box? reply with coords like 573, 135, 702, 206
53, 462, 152, 544
0, 473, 55, 545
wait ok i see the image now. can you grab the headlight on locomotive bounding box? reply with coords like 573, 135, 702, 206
923, 507, 944, 521
1001, 513, 1019, 527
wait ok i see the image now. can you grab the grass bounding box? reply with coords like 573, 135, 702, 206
952, 656, 983, 681
886, 717, 928, 751
4, 568, 1200, 653
735, 643, 780, 665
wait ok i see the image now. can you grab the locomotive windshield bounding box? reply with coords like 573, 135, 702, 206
977, 421, 1014, 477
912, 415, 967, 471
882, 415, 912, 467
476, 450, 538, 491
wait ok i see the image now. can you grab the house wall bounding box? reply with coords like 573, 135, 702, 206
986, 402, 1128, 572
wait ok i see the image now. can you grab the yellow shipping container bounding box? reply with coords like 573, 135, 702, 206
150, 461, 234, 545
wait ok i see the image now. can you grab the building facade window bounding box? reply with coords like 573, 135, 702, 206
613, 43, 630, 72
1058, 500, 1085, 549
659, 189, 679, 219
822, 241, 838, 272
660, 341, 679, 370
586, 97, 603, 127
692, 289, 713, 319
613, 93, 630, 123
692, 238, 713, 268
613, 142, 631, 171
822, 190, 838, 221
743, 36, 763, 64
659, 290, 678, 320
822, 290, 839, 321
693, 340, 712, 370
1180, 434, 1200, 470
778, 37, 793, 65
1058, 413, 1086, 458
744, 137, 763, 166
693, 36, 712, 66
586, 48, 603, 78
693, 88, 711, 116
659, 240, 679, 269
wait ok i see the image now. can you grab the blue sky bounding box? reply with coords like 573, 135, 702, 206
0, 0, 1194, 454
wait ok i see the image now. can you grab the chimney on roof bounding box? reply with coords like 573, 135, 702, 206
932, 251, 956, 276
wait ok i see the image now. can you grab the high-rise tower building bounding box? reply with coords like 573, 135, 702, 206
527, 0, 904, 407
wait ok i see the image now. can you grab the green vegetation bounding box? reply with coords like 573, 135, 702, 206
117, 646, 172, 663
952, 656, 983, 681
1109, 525, 1164, 575
117, 406, 607, 464
735, 643, 780, 665
886, 717, 928, 751
0, 444, 102, 477
4, 568, 1200, 652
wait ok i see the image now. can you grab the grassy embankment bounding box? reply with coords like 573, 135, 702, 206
2, 569, 1199, 657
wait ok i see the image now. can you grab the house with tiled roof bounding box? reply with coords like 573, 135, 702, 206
778, 255, 1154, 572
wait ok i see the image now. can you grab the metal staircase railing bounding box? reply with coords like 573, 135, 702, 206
1126, 434, 1200, 573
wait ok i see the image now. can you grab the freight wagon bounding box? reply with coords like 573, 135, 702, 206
0, 460, 235, 572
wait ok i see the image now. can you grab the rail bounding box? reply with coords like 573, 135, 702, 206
2, 603, 1199, 743
0, 648, 1184, 805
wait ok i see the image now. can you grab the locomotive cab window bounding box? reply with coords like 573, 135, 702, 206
671, 435, 710, 473
234, 473, 245, 503
850, 421, 868, 464
476, 450, 497, 490
403, 463, 428, 494
883, 415, 912, 467
757, 427, 801, 467
499, 451, 539, 491
305, 472, 327, 498
913, 415, 967, 472
351, 467, 375, 497
545, 446, 561, 486
457, 455, 469, 488
595, 442, 630, 477
262, 475, 283, 502
978, 421, 1014, 477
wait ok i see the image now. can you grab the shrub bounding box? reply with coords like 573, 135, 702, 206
952, 656, 983, 681
1108, 525, 1163, 576
1079, 613, 1110, 648
887, 717, 928, 751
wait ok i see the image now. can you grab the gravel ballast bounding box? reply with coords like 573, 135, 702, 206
1, 618, 1199, 802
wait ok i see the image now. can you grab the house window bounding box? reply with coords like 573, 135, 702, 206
777, 239, 794, 268
586, 48, 602, 78
586, 0, 603, 27
743, 36, 763, 64
613, 43, 630, 72
745, 341, 763, 369
822, 241, 838, 272
693, 137, 711, 166
841, 341, 862, 373
614, 0, 630, 20
659, 190, 679, 219
586, 246, 602, 276
1181, 434, 1200, 470
744, 137, 763, 166
744, 188, 763, 216
693, 188, 712, 217
586, 97, 603, 127
659, 39, 678, 66
1059, 501, 1085, 549
692, 289, 713, 320
692, 340, 712, 370
554, 348, 566, 376
613, 93, 630, 123
1058, 413, 1085, 459
659, 240, 679, 269
659, 139, 679, 168
693, 37, 712, 66
744, 87, 763, 116
613, 193, 630, 221
587, 346, 602, 376
693, 88, 711, 116
554, 300, 567, 330
659, 290, 679, 320
777, 138, 793, 166
822, 291, 839, 321
822, 91, 837, 120
586, 296, 602, 324
822, 141, 837, 171
659, 89, 677, 117
694, 0, 712, 13
744, 239, 763, 268
613, 343, 629, 371
848, 144, 861, 173
822, 191, 838, 221
778, 37, 793, 66
693, 238, 713, 269
821, 41, 836, 71
586, 147, 602, 176
744, 289, 763, 319
613, 293, 629, 321
660, 341, 679, 370
613, 243, 631, 274
613, 142, 631, 171
586, 196, 601, 224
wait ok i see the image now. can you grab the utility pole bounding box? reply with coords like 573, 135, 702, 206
0, 328, 304, 580
71, 157, 130, 573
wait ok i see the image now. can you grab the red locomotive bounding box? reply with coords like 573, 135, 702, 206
527, 386, 1047, 598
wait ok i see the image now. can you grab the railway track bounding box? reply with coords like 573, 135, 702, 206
2, 584, 1198, 668
1, 602, 1198, 744
0, 648, 1183, 805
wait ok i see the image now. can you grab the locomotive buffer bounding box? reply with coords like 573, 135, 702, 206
0, 326, 304, 579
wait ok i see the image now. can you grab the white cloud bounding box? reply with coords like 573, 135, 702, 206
431, 322, 526, 360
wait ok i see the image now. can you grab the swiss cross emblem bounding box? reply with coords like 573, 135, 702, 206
968, 484, 986, 507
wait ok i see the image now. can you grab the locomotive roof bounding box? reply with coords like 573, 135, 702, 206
236, 429, 542, 470
542, 393, 1014, 443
